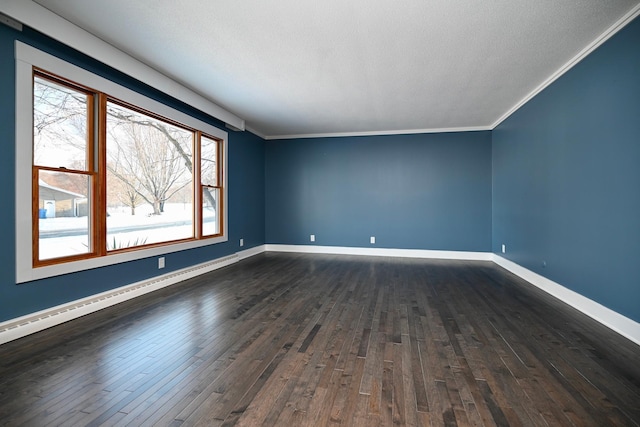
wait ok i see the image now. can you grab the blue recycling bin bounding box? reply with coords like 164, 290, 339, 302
39, 208, 47, 219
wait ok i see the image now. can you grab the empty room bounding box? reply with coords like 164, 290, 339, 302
0, 1, 639, 426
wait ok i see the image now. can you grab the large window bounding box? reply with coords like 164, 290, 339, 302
16, 43, 228, 282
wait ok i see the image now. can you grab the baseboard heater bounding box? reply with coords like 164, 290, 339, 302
0, 253, 239, 345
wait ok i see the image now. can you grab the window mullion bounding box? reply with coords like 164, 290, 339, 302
217, 141, 223, 237
95, 92, 108, 256
32, 167, 40, 266
194, 131, 203, 238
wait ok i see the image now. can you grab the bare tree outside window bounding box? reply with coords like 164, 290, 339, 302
105, 102, 194, 248
33, 76, 88, 169
32, 72, 222, 263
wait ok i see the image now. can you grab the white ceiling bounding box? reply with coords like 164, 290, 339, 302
27, 0, 640, 138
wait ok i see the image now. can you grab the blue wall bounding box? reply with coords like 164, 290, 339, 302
492, 17, 640, 322
2, 15, 638, 327
0, 25, 265, 322
266, 132, 492, 251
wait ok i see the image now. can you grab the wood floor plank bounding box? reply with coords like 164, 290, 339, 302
364, 334, 384, 417
287, 296, 356, 421
328, 302, 368, 425
392, 342, 408, 426
399, 336, 420, 427
407, 307, 429, 413
0, 253, 638, 426
299, 300, 366, 425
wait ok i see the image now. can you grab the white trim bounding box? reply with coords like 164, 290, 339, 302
2, 1, 637, 140
491, 4, 640, 130
265, 244, 493, 261
264, 126, 491, 140
0, 0, 244, 130
492, 255, 640, 346
249, 4, 640, 140
2, 245, 638, 347
15, 42, 229, 283
0, 10, 22, 30
236, 244, 266, 261
15, 49, 32, 282
0, 244, 487, 345
263, 4, 640, 139
0, 252, 242, 345
244, 125, 268, 140
268, 246, 640, 345
16, 42, 226, 138
264, 4, 640, 140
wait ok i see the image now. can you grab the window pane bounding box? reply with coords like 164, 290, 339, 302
38, 170, 90, 260
201, 135, 218, 187
202, 187, 220, 236
106, 102, 194, 250
33, 76, 88, 170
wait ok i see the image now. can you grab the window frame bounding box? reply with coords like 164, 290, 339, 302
198, 132, 224, 238
32, 72, 98, 265
16, 42, 228, 283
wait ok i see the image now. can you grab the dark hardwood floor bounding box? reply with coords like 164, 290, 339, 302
1, 253, 639, 426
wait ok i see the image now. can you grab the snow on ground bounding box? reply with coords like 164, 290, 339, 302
39, 203, 201, 231
38, 203, 216, 260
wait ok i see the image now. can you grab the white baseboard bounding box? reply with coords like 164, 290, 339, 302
492, 255, 640, 346
236, 244, 266, 261
3, 244, 637, 348
265, 244, 493, 261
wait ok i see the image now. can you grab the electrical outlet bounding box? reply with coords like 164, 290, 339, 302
158, 257, 165, 269
239, 238, 244, 247
501, 244, 506, 254
310, 234, 315, 242
370, 236, 376, 244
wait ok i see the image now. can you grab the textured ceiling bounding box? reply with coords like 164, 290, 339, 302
29, 0, 640, 138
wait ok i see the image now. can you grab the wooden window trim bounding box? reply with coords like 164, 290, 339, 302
32, 72, 97, 267
33, 74, 227, 264
199, 132, 224, 239
18, 43, 228, 282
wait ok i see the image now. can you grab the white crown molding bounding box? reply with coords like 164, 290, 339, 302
262, 4, 640, 140
492, 255, 640, 346
255, 2, 640, 142
4, 2, 638, 140
491, 4, 640, 130
263, 126, 492, 140
0, 0, 245, 131
244, 125, 268, 140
